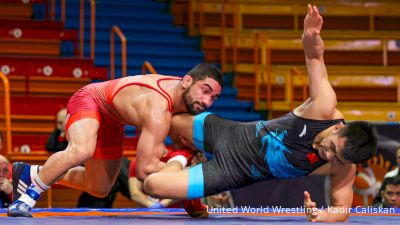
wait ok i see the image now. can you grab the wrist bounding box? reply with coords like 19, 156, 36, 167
316, 209, 328, 222
167, 155, 188, 169
316, 209, 322, 222
144, 199, 156, 207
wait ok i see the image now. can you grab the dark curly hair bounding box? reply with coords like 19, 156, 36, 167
339, 121, 378, 163
186, 63, 223, 89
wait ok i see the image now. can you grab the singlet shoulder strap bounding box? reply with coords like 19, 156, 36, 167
156, 77, 182, 111
111, 76, 181, 112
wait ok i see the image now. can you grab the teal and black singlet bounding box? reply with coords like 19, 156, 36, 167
187, 112, 345, 199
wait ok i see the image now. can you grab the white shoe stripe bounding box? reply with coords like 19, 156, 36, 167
18, 180, 28, 189
17, 186, 26, 193
18, 184, 27, 192
17, 188, 24, 195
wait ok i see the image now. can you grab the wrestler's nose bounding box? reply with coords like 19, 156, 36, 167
204, 95, 213, 109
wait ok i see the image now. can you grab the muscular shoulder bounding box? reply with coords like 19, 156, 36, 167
117, 89, 171, 126
138, 97, 172, 142
142, 93, 170, 111
138, 95, 171, 124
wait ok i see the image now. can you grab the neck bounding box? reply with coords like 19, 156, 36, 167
165, 82, 188, 114
157, 79, 187, 113
171, 87, 187, 114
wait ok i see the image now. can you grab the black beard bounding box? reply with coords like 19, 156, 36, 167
183, 87, 205, 115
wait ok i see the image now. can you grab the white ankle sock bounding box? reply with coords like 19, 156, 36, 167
21, 169, 50, 208
31, 170, 50, 193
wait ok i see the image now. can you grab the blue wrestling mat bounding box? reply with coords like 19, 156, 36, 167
0, 208, 399, 225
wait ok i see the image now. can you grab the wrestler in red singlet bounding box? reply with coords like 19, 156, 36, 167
66, 75, 180, 159
8, 63, 224, 218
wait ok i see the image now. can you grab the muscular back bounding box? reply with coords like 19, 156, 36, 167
111, 75, 181, 128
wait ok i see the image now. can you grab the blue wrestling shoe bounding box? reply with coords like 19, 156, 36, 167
7, 200, 32, 217
12, 162, 36, 201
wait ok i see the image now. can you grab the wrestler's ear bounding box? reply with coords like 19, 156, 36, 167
334, 122, 345, 131
181, 75, 193, 89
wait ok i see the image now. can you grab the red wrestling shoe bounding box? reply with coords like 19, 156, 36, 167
160, 149, 196, 166
182, 198, 209, 218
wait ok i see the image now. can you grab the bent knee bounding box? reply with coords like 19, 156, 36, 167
64, 144, 94, 163
85, 184, 112, 198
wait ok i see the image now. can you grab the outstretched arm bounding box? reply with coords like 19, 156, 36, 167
302, 4, 337, 118
302, 4, 324, 61
304, 164, 355, 222
323, 164, 355, 222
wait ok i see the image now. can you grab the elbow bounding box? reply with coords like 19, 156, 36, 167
136, 161, 161, 181
321, 209, 350, 222
136, 159, 164, 182
136, 171, 148, 182
334, 213, 350, 222
342, 212, 350, 222
136, 166, 150, 181
136, 167, 159, 182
